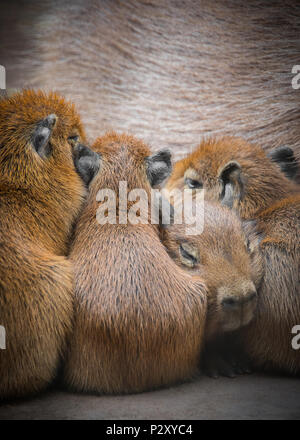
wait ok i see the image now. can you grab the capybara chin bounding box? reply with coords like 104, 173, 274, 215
0, 90, 93, 399
162, 201, 264, 377
63, 132, 207, 394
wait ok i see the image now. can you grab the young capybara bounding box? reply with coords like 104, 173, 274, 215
165, 137, 299, 219
238, 195, 300, 375
0, 89, 96, 399
165, 137, 300, 375
63, 132, 207, 394
162, 201, 264, 377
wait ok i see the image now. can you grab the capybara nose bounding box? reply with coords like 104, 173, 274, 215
222, 289, 257, 308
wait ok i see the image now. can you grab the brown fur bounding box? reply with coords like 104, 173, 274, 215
162, 202, 264, 342
0, 90, 86, 399
239, 195, 300, 374
1, 1, 300, 172
166, 137, 300, 374
165, 136, 299, 219
63, 132, 207, 394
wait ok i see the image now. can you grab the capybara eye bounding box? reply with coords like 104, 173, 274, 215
185, 177, 203, 189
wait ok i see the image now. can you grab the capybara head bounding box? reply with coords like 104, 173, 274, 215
165, 137, 298, 218
85, 132, 172, 221
0, 89, 94, 190
162, 202, 264, 340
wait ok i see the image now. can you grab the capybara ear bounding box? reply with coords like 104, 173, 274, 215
218, 161, 243, 208
32, 114, 57, 158
179, 242, 199, 268
146, 149, 172, 187
267, 146, 298, 180
73, 143, 101, 186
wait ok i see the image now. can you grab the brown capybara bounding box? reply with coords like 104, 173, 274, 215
165, 137, 300, 375
238, 195, 300, 375
2, 1, 300, 180
162, 201, 264, 377
0, 89, 97, 400
165, 137, 299, 219
63, 132, 207, 394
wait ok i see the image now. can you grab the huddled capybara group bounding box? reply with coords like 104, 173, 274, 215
164, 137, 300, 376
0, 89, 299, 400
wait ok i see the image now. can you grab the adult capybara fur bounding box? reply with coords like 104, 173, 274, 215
0, 90, 91, 399
162, 201, 264, 377
64, 132, 207, 394
165, 137, 300, 375
1, 1, 300, 178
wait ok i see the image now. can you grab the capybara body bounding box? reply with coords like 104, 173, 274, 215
1, 1, 300, 175
239, 195, 300, 374
165, 137, 299, 219
0, 90, 87, 399
166, 137, 300, 375
64, 133, 207, 394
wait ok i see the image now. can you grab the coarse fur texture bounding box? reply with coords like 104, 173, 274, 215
64, 132, 207, 394
239, 195, 300, 375
165, 136, 299, 219
1, 0, 300, 174
166, 137, 300, 374
0, 90, 86, 399
162, 202, 264, 340
162, 202, 264, 377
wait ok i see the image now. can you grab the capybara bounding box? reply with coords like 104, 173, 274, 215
239, 195, 300, 375
165, 137, 299, 219
162, 201, 264, 377
0, 89, 94, 399
165, 137, 300, 375
64, 132, 207, 394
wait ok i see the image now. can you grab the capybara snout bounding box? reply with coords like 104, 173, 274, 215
219, 281, 257, 333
